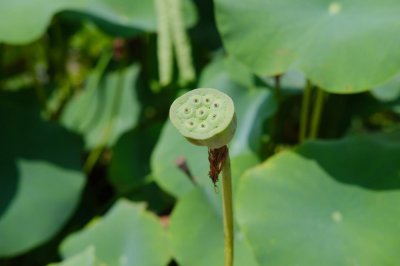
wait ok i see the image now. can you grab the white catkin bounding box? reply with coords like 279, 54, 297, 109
155, 0, 173, 86
167, 0, 196, 84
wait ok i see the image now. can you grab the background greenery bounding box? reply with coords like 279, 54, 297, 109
1, 0, 400, 265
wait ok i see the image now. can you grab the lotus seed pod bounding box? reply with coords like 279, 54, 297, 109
169, 88, 236, 149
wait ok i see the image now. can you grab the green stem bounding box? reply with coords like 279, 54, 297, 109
299, 79, 312, 143
309, 87, 325, 139
274, 74, 281, 102
222, 149, 234, 266
83, 146, 103, 174
25, 41, 48, 110
84, 67, 124, 174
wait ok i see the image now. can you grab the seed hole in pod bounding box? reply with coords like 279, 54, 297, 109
189, 95, 202, 107
202, 94, 213, 106
197, 121, 209, 132
179, 104, 193, 118
208, 112, 220, 122
211, 99, 223, 110
184, 119, 196, 130
196, 107, 209, 119
207, 111, 222, 129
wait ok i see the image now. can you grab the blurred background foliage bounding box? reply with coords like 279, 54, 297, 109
1, 0, 400, 265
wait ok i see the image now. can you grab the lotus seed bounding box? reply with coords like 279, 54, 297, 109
179, 104, 193, 118
203, 94, 213, 106
207, 112, 222, 128
198, 122, 209, 132
189, 95, 202, 107
212, 99, 223, 110
184, 118, 196, 130
196, 107, 209, 120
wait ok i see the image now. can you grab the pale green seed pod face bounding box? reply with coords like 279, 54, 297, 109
169, 88, 236, 149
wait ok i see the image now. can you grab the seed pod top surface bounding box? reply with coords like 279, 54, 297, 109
169, 88, 236, 148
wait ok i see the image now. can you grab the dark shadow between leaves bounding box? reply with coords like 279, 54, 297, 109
297, 134, 400, 191
0, 99, 84, 218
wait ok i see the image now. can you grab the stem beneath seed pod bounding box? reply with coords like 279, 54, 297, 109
221, 148, 234, 266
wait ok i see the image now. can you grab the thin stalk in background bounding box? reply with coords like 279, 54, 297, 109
274, 74, 281, 102
25, 41, 48, 110
267, 74, 283, 155
84, 65, 123, 174
299, 79, 312, 143
221, 149, 234, 266
309, 87, 325, 139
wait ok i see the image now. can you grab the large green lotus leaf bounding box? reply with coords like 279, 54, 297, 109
0, 0, 197, 44
169, 188, 259, 266
61, 60, 140, 150
236, 136, 400, 265
60, 199, 170, 266
215, 0, 400, 93
0, 102, 85, 257
151, 57, 276, 197
48, 246, 101, 266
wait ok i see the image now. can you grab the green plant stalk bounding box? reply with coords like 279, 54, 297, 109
274, 74, 281, 102
84, 68, 124, 173
83, 146, 103, 174
299, 80, 312, 143
222, 150, 234, 266
309, 87, 325, 139
25, 41, 48, 111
